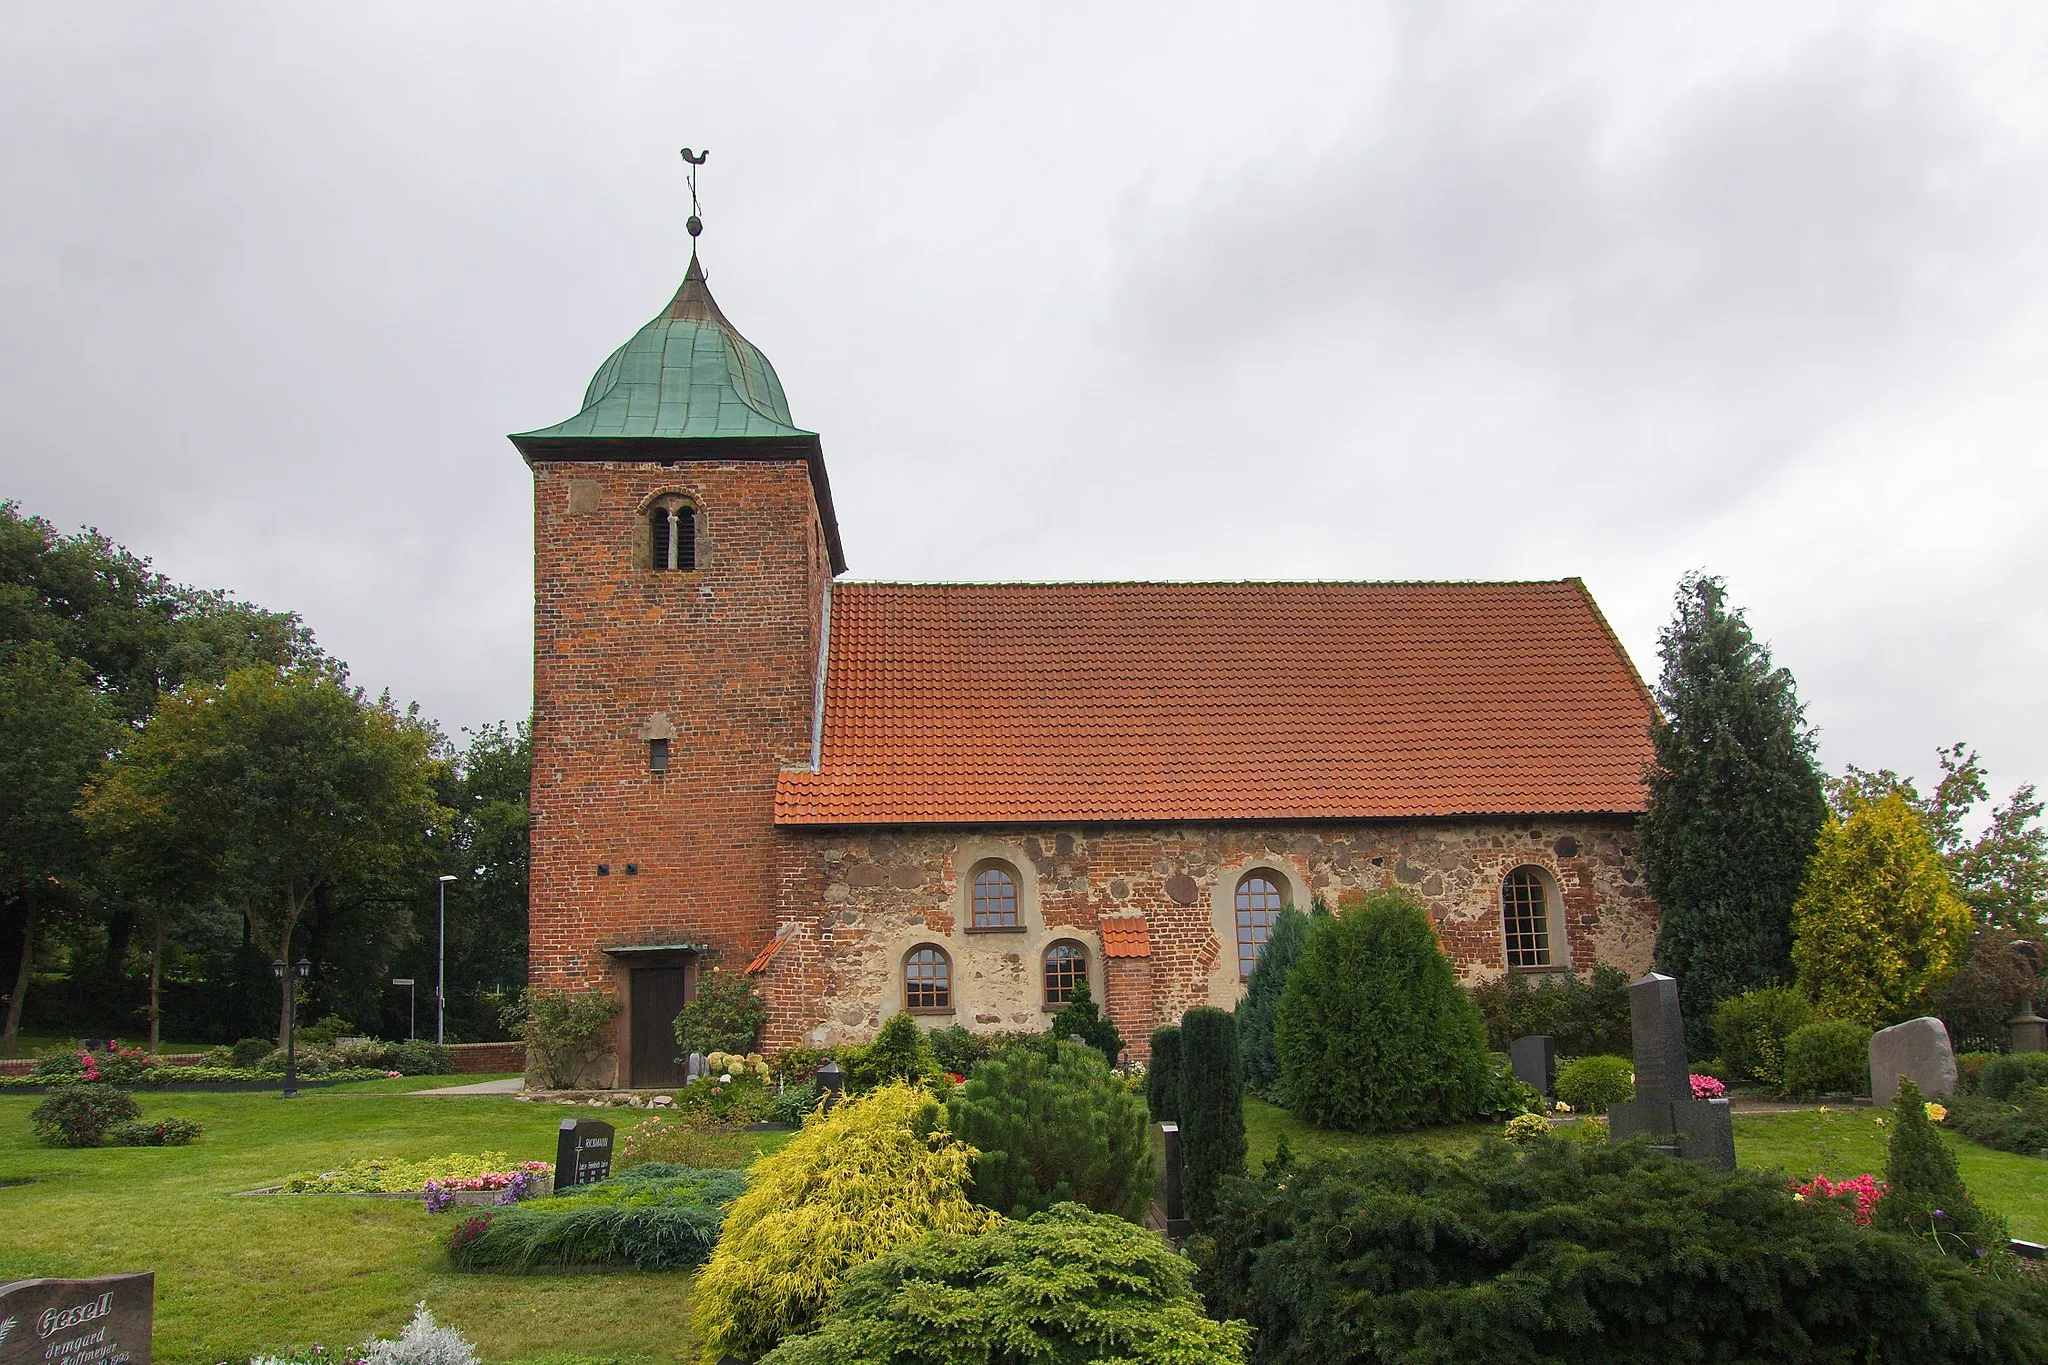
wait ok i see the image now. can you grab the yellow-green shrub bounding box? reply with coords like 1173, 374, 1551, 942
690, 1082, 998, 1362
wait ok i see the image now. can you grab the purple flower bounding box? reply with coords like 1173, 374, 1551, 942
1934, 1208, 1946, 1219
424, 1179, 453, 1213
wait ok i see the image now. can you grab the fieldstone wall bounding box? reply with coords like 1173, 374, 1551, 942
756, 816, 1657, 1053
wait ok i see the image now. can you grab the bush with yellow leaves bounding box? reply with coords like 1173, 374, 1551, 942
690, 1082, 998, 1362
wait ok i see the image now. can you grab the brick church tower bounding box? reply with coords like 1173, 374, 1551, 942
511, 247, 845, 1087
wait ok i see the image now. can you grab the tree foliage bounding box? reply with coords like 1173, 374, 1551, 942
947, 1040, 1152, 1221
760, 1203, 1248, 1365
1176, 1005, 1245, 1232
1791, 790, 1972, 1026
1047, 977, 1122, 1065
673, 965, 767, 1057
1644, 573, 1827, 1031
1235, 901, 1311, 1098
504, 987, 621, 1089
1275, 888, 1492, 1132
691, 1082, 999, 1362
1146, 1025, 1180, 1123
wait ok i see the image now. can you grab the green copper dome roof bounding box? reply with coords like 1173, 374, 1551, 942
513, 254, 809, 441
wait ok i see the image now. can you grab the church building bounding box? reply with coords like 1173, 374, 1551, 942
515, 238, 1661, 1087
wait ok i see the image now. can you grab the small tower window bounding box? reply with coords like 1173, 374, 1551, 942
649, 502, 697, 572
648, 738, 670, 773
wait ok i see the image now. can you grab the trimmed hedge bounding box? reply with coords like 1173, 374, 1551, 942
1781, 1019, 1872, 1096
1711, 986, 1815, 1087
1555, 1055, 1634, 1115
1177, 1007, 1245, 1233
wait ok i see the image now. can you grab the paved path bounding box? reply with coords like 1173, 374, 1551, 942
408, 1077, 525, 1096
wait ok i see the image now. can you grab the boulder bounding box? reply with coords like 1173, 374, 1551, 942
1869, 1016, 1958, 1107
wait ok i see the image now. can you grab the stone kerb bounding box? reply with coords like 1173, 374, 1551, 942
1868, 1017, 1958, 1107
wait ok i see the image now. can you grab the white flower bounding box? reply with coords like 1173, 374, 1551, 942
719, 1073, 733, 1083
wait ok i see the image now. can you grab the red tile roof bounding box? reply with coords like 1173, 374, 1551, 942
774, 579, 1655, 826
742, 930, 789, 976
1100, 916, 1151, 958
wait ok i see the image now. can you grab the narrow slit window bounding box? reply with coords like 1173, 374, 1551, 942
675, 506, 697, 570
650, 506, 672, 570
648, 738, 670, 773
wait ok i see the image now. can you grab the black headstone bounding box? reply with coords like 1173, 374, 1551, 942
1608, 972, 1734, 1170
1509, 1036, 1556, 1096
816, 1060, 844, 1111
554, 1117, 614, 1190
0, 1272, 154, 1365
1628, 973, 1689, 1105
1154, 1122, 1192, 1240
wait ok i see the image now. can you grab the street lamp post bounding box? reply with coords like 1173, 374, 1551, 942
392, 978, 416, 1040
271, 956, 312, 1098
437, 874, 458, 1046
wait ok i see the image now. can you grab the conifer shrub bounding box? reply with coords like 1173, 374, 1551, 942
1780, 1019, 1873, 1096
30, 1084, 141, 1147
1554, 1055, 1634, 1114
1875, 1078, 2008, 1257
1176, 1006, 1245, 1232
1235, 902, 1311, 1098
1945, 1082, 2048, 1158
845, 1012, 943, 1091
1274, 888, 1491, 1131
759, 1203, 1249, 1365
672, 966, 767, 1057
1047, 978, 1123, 1066
1467, 964, 1633, 1056
1977, 1051, 2048, 1102
1145, 1025, 1180, 1123
947, 1040, 1151, 1221
925, 1025, 985, 1077
1198, 1137, 2048, 1365
690, 1082, 998, 1362
1711, 985, 1815, 1088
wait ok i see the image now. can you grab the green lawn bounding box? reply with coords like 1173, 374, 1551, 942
0, 1080, 789, 1365
1247, 1097, 2048, 1241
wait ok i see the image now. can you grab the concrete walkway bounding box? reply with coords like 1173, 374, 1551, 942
408, 1077, 525, 1096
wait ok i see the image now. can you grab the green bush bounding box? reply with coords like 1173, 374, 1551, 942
947, 1040, 1151, 1221
925, 1025, 985, 1076
1275, 888, 1492, 1131
230, 1037, 273, 1068
502, 988, 621, 1089
1047, 978, 1122, 1066
759, 1203, 1248, 1365
295, 1014, 354, 1047
1781, 1019, 1872, 1096
1978, 1051, 2048, 1102
771, 1081, 822, 1125
1932, 927, 2038, 1054
390, 1039, 451, 1075
1198, 1137, 2048, 1365
1712, 986, 1815, 1087
1177, 1006, 1245, 1232
1956, 1051, 1997, 1095
666, 1073, 776, 1128
1467, 964, 1634, 1056
1145, 1025, 1180, 1123
1236, 902, 1313, 1097
1945, 1083, 2048, 1158
448, 1164, 745, 1271
107, 1116, 203, 1146
846, 1013, 943, 1091
673, 966, 767, 1057
29, 1084, 141, 1147
1877, 1078, 2007, 1258
1475, 1053, 1545, 1119
1554, 1055, 1634, 1115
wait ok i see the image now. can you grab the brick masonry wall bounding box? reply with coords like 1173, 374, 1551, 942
529, 458, 829, 1084
759, 816, 1656, 1055
446, 1041, 527, 1073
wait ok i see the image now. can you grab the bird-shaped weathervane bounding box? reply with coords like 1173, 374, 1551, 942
681, 147, 709, 239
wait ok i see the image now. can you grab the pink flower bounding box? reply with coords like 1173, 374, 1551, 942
1689, 1073, 1726, 1100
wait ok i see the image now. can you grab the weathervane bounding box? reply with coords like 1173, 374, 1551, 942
681, 147, 709, 241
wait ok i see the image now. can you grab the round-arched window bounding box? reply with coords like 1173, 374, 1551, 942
905, 945, 951, 1010
650, 501, 697, 572
1043, 940, 1087, 1005
1234, 871, 1286, 979
971, 862, 1020, 929
1502, 867, 1553, 969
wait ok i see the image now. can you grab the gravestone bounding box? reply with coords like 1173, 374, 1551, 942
815, 1060, 844, 1111
1868, 1017, 1958, 1107
1150, 1122, 1192, 1240
1510, 1036, 1556, 1096
0, 1272, 154, 1365
553, 1117, 614, 1190
1608, 973, 1734, 1170
686, 1052, 708, 1081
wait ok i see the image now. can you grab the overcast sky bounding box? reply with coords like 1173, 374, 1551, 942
3, 3, 2044, 818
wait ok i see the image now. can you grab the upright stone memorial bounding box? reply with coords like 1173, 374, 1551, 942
1608, 972, 1734, 1170
1868, 1017, 1958, 1107
554, 1116, 614, 1191
0, 1272, 154, 1365
1510, 1035, 1556, 1096
1149, 1122, 1193, 1240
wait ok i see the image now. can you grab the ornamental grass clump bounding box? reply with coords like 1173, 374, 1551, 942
448, 1164, 744, 1271
759, 1203, 1248, 1365
691, 1082, 999, 1362
946, 1040, 1151, 1221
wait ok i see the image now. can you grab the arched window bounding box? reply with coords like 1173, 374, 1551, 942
904, 945, 951, 1011
1234, 871, 1286, 979
650, 502, 697, 572
1502, 867, 1553, 969
1043, 940, 1087, 1006
971, 863, 1019, 929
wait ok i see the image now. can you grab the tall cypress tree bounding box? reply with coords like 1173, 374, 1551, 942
1176, 1006, 1245, 1232
1235, 900, 1315, 1099
1146, 1024, 1181, 1123
1643, 573, 1825, 1035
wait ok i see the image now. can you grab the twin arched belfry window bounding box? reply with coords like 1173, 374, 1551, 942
650, 502, 697, 572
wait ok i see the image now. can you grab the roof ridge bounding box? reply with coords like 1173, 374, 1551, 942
832, 577, 1584, 589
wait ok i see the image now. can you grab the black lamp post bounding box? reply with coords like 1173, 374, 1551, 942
272, 956, 312, 1098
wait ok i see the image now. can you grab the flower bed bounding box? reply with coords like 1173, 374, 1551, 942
281, 1151, 550, 1196
0, 1065, 399, 1093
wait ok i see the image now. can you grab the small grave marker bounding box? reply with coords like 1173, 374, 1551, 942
1153, 1122, 1192, 1240
0, 1272, 154, 1365
1608, 973, 1734, 1170
1510, 1036, 1555, 1096
554, 1117, 614, 1190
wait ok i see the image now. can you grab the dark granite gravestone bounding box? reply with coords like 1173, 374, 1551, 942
554, 1117, 614, 1190
1152, 1122, 1192, 1240
1510, 1036, 1556, 1096
816, 1060, 844, 1111
1608, 973, 1735, 1170
0, 1272, 153, 1365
